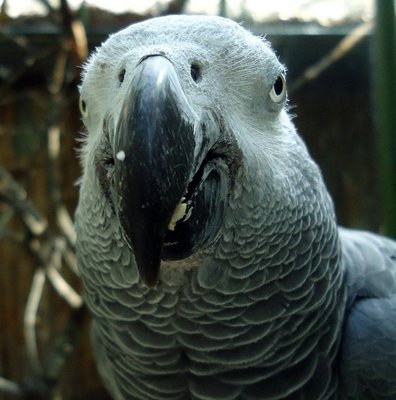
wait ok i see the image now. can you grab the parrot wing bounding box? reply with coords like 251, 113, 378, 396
339, 227, 396, 398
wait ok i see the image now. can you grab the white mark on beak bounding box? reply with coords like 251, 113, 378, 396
116, 150, 126, 161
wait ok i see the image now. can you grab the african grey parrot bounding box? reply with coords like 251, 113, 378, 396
75, 15, 396, 400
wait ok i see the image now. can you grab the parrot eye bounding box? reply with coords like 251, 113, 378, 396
79, 96, 88, 118
269, 73, 286, 103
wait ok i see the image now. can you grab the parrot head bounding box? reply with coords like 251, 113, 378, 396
79, 15, 303, 288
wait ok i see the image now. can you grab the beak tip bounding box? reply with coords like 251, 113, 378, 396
130, 241, 162, 288
144, 278, 159, 288
137, 264, 160, 288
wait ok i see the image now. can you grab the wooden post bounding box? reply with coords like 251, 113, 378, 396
374, 0, 396, 237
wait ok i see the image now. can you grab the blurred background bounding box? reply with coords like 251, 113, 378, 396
0, 0, 395, 399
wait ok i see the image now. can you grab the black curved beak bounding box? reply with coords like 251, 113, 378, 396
114, 56, 196, 287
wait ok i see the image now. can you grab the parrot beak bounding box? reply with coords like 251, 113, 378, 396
114, 55, 232, 287
114, 55, 195, 287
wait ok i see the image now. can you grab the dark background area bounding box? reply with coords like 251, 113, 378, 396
0, 2, 386, 399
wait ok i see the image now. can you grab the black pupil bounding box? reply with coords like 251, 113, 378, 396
81, 100, 87, 112
274, 76, 283, 96
190, 63, 202, 83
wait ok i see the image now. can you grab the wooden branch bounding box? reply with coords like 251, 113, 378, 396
0, 166, 48, 236
24, 268, 46, 376
45, 237, 82, 308
0, 377, 23, 397
290, 20, 373, 93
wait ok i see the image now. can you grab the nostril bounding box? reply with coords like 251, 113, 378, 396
190, 63, 202, 83
118, 68, 126, 85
